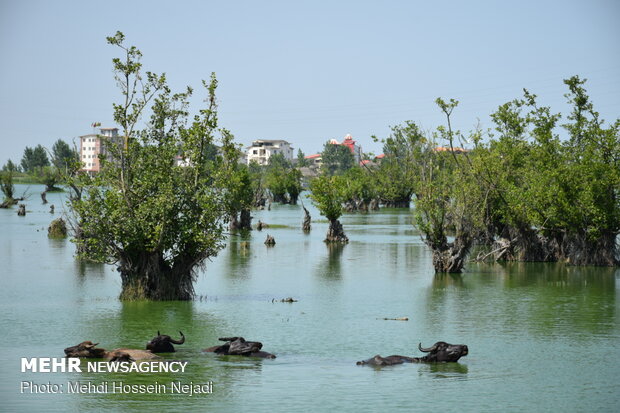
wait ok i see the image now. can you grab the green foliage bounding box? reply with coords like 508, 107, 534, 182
309, 175, 345, 221
321, 141, 354, 175
20, 144, 49, 174
2, 159, 18, 173
339, 166, 377, 207
374, 121, 430, 206
52, 139, 79, 172
296, 148, 309, 167
41, 166, 62, 191
68, 32, 237, 300
264, 153, 302, 204
0, 169, 15, 201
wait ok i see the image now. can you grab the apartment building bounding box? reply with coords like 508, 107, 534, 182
246, 139, 294, 165
79, 127, 123, 174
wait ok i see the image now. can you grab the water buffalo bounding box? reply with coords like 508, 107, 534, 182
146, 331, 185, 353
204, 337, 276, 359
356, 341, 468, 366
64, 341, 160, 362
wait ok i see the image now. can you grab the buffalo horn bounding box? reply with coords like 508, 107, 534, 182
170, 331, 185, 345
418, 342, 437, 353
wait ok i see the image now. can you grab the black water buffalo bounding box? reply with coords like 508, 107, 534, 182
146, 331, 185, 353
356, 341, 468, 366
204, 337, 276, 359
64, 341, 160, 362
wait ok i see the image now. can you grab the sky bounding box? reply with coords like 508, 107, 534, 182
1, 0, 619, 166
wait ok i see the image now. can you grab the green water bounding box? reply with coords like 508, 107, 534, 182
1, 185, 618, 412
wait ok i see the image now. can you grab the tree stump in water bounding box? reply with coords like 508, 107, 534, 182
48, 218, 68, 238
17, 204, 26, 216
325, 219, 348, 243
369, 198, 379, 210
41, 191, 48, 204
239, 209, 252, 230
264, 234, 276, 246
430, 233, 472, 273
302, 207, 311, 232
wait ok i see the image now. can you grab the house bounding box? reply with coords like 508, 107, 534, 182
246, 139, 294, 165
340, 134, 363, 163
304, 153, 322, 167
79, 126, 124, 174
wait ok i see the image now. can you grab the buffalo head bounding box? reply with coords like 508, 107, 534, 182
146, 331, 185, 353
107, 350, 135, 363
64, 341, 107, 358
418, 341, 468, 362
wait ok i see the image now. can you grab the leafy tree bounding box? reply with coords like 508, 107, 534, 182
69, 32, 237, 300
219, 137, 254, 230
41, 166, 62, 192
340, 166, 378, 211
411, 98, 483, 273
2, 159, 18, 172
0, 170, 15, 206
309, 175, 349, 242
296, 148, 309, 167
373, 121, 430, 207
264, 153, 302, 204
21, 144, 49, 174
247, 160, 268, 207
321, 141, 354, 175
52, 139, 79, 171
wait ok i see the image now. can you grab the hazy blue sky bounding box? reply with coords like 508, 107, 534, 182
1, 0, 618, 166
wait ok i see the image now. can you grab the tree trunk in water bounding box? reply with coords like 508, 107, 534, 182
560, 231, 619, 266
41, 191, 48, 204
302, 207, 311, 232
368, 198, 379, 211
229, 213, 239, 231
325, 219, 349, 243
118, 252, 195, 300
431, 233, 472, 273
48, 218, 67, 238
495, 226, 558, 262
239, 209, 252, 230
383, 198, 410, 208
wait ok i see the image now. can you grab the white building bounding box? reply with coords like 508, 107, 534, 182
246, 139, 294, 165
79, 127, 123, 174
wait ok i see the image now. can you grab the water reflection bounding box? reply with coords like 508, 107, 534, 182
426, 262, 617, 338
74, 260, 107, 279
226, 234, 253, 278
316, 244, 345, 280
423, 362, 469, 377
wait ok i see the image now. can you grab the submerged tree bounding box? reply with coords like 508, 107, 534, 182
0, 169, 16, 208
373, 121, 430, 207
413, 99, 481, 273
309, 175, 349, 243
69, 32, 236, 300
264, 153, 302, 204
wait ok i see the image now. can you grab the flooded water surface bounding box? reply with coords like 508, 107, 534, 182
1, 185, 619, 412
